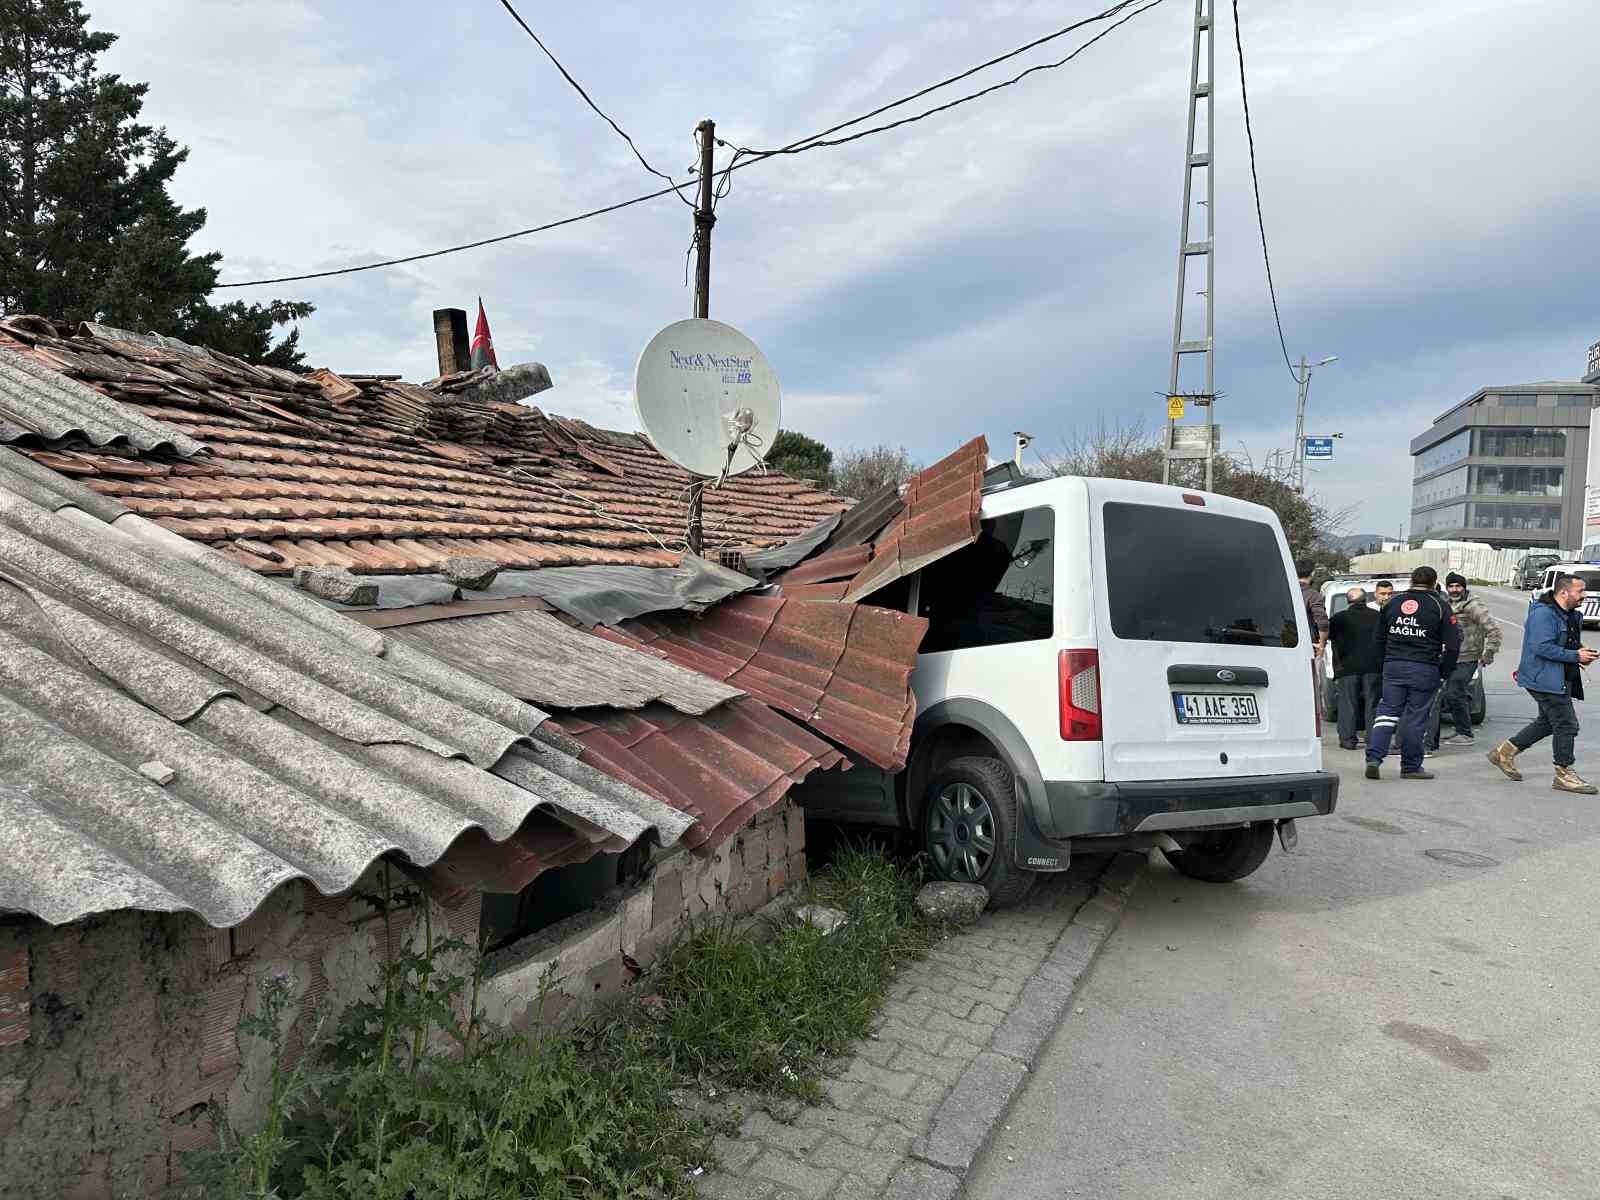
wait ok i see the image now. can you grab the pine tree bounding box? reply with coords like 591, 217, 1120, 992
0, 0, 313, 367
766, 430, 834, 488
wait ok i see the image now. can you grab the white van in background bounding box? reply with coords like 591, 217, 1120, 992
795, 475, 1339, 905
1535, 562, 1600, 627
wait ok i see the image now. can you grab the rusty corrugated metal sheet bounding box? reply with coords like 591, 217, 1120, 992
779, 543, 873, 587
552, 699, 846, 850
603, 595, 928, 770
841, 437, 987, 603
771, 438, 987, 606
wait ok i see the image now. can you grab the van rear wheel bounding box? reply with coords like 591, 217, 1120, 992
921, 757, 1038, 908
1161, 822, 1275, 882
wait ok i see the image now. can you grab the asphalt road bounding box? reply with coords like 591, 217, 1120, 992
968, 587, 1600, 1200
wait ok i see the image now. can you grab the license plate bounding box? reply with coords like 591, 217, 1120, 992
1173, 692, 1260, 725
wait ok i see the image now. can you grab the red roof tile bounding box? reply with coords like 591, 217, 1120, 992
0, 318, 847, 573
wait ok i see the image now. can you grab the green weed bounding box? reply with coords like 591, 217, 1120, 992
633, 845, 937, 1102
185, 848, 935, 1197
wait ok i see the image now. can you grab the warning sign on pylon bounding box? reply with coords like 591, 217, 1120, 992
1167, 395, 1185, 420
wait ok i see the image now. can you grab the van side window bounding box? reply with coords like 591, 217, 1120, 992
918, 507, 1054, 653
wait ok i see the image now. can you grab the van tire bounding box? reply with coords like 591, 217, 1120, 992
921, 757, 1038, 908
1161, 822, 1275, 882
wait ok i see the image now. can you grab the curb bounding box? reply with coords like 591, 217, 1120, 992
900, 851, 1147, 1195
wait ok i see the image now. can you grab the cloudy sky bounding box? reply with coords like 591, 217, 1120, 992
95, 0, 1600, 537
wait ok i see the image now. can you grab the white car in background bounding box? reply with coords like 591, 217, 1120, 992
1533, 563, 1600, 628
1317, 576, 1485, 726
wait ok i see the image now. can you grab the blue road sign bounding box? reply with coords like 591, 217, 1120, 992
1304, 436, 1334, 460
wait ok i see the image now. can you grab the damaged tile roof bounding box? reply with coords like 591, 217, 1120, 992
775, 437, 987, 603
0, 316, 847, 575
603, 594, 928, 771
0, 446, 695, 928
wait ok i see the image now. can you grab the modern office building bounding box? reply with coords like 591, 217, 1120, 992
1409, 380, 1599, 549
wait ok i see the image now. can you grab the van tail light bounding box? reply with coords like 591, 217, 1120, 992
1059, 649, 1102, 741
1310, 657, 1322, 736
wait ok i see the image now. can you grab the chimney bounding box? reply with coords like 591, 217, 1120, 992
433, 308, 470, 376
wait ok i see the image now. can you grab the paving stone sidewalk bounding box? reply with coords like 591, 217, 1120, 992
694, 851, 1146, 1200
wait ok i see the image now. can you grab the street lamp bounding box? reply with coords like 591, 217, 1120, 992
1292, 354, 1339, 492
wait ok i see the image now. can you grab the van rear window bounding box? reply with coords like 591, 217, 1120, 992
1102, 502, 1299, 648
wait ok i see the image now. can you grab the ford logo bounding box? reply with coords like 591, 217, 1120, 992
1216, 669, 1236, 682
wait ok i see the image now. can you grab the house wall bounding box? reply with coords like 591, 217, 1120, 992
0, 801, 804, 1199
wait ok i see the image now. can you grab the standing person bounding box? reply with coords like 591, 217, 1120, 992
1329, 586, 1381, 750
1487, 573, 1600, 793
1366, 565, 1461, 780
1373, 580, 1394, 611
1433, 572, 1501, 747
1298, 561, 1329, 659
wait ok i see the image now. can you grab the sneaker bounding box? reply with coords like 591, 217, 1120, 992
1553, 765, 1599, 795
1400, 769, 1435, 780
1340, 740, 1359, 750
1424, 748, 1436, 758
1365, 763, 1380, 780
1442, 733, 1475, 746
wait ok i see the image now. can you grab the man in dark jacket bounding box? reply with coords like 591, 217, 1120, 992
1365, 565, 1461, 780
1329, 586, 1381, 749
1488, 573, 1599, 792
1298, 561, 1329, 659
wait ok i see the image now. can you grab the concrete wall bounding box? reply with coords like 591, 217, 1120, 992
0, 800, 805, 1199
1350, 545, 1525, 584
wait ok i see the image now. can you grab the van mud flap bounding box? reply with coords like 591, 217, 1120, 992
1013, 791, 1071, 872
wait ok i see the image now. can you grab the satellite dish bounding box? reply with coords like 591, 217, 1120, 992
634, 318, 781, 478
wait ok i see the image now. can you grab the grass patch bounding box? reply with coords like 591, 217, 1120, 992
186, 848, 935, 1198
614, 845, 937, 1102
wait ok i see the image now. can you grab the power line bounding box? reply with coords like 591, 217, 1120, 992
1230, 0, 1297, 381
727, 0, 1166, 159
496, 0, 693, 204
218, 2, 1159, 289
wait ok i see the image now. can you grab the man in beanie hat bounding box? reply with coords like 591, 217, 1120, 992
1430, 572, 1500, 747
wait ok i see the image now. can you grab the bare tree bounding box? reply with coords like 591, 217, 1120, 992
1040, 420, 1355, 564
831, 444, 919, 500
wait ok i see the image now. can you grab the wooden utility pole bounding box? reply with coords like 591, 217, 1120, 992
686, 118, 716, 556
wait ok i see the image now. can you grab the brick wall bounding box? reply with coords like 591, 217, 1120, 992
482, 799, 806, 1027
0, 800, 805, 1198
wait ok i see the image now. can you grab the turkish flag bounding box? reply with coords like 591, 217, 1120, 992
470, 298, 499, 371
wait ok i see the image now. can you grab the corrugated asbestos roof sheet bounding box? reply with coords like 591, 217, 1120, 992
774, 438, 987, 604
0, 447, 693, 928
603, 595, 928, 771
378, 607, 742, 714
0, 345, 206, 457
0, 317, 847, 574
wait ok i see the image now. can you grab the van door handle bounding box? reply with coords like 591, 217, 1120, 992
1166, 664, 1269, 687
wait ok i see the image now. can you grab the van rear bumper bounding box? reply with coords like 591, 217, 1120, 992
1041, 770, 1338, 837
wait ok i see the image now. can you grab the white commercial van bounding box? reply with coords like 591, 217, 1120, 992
796, 474, 1339, 904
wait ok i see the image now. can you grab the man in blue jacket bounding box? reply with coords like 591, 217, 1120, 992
1365, 565, 1461, 780
1487, 572, 1599, 793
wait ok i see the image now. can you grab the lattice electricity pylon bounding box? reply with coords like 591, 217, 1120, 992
1163, 0, 1216, 491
